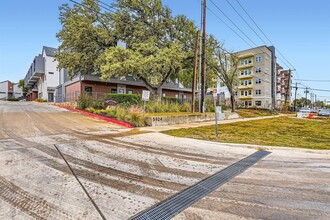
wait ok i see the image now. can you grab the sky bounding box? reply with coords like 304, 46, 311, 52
0, 0, 329, 100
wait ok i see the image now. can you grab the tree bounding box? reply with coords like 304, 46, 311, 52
209, 40, 238, 112
18, 79, 28, 93
56, 0, 116, 76
97, 0, 198, 99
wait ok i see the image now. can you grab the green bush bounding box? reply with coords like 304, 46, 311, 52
106, 94, 142, 105
180, 103, 191, 112
77, 95, 104, 110
7, 97, 19, 101
128, 113, 146, 127
162, 97, 180, 104
35, 98, 47, 103
77, 95, 93, 109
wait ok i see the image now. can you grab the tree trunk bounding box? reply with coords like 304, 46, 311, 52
230, 94, 236, 112
156, 86, 162, 102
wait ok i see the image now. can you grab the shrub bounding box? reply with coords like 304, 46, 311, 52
180, 103, 191, 112
77, 95, 93, 109
106, 94, 142, 105
92, 99, 105, 109
7, 97, 19, 101
35, 98, 47, 102
114, 106, 129, 121
85, 107, 96, 113
128, 113, 146, 127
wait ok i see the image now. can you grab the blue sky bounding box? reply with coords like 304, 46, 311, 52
0, 0, 329, 100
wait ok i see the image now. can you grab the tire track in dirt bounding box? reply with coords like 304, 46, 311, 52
22, 145, 186, 191
75, 134, 232, 166
79, 143, 206, 179
75, 131, 234, 164
16, 148, 173, 201
0, 177, 72, 220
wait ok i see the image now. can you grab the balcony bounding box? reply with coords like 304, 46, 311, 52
24, 55, 45, 87
238, 53, 254, 59
238, 84, 253, 90
239, 95, 253, 100
238, 74, 253, 79
238, 63, 253, 69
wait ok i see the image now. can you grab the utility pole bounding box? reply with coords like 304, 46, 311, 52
284, 69, 291, 111
200, 0, 206, 113
192, 31, 199, 113
293, 82, 300, 111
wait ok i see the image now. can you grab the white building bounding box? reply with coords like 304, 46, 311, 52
24, 46, 60, 102
0, 80, 23, 100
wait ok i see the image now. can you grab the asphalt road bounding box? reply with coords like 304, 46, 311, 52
0, 101, 329, 220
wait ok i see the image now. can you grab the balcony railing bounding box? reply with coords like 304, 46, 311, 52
24, 55, 45, 87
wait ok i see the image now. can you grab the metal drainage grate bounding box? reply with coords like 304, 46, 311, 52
130, 150, 271, 220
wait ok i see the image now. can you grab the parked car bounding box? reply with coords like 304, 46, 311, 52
318, 109, 330, 117
299, 107, 311, 113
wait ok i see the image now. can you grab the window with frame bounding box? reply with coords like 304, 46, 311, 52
248, 79, 252, 85
255, 101, 262, 106
84, 86, 92, 96
111, 89, 117, 94
255, 67, 262, 73
248, 90, 252, 95
256, 56, 262, 62
127, 90, 133, 94
255, 89, 261, 95
256, 78, 261, 84
241, 91, 244, 96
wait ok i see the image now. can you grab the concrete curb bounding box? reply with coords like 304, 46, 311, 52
55, 105, 134, 128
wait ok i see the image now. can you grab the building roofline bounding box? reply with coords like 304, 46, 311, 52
236, 45, 273, 54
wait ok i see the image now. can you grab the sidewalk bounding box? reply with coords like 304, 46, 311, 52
139, 114, 285, 132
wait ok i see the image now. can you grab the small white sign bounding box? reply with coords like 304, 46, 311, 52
142, 90, 150, 101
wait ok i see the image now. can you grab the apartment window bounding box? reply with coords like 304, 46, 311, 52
127, 90, 133, 94
248, 79, 252, 85
241, 91, 244, 96
233, 91, 238, 96
248, 90, 252, 95
85, 86, 92, 96
255, 89, 261, 95
248, 101, 252, 106
255, 67, 262, 73
256, 56, 262, 62
240, 59, 252, 65
49, 72, 54, 74
255, 101, 262, 106
256, 78, 261, 84
111, 89, 117, 94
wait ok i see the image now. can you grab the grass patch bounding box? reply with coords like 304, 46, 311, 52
236, 109, 278, 118
163, 117, 330, 150
144, 112, 210, 117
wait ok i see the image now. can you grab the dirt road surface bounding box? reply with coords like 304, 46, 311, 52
0, 101, 329, 219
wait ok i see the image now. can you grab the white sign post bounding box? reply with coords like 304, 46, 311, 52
213, 88, 219, 137
142, 90, 150, 112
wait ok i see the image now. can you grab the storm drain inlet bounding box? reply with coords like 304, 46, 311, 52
130, 150, 271, 220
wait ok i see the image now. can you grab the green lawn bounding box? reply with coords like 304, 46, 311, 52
236, 109, 279, 118
163, 117, 330, 150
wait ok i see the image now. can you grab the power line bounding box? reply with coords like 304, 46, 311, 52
234, 0, 298, 78
209, 0, 258, 47
295, 79, 330, 82
224, 0, 268, 46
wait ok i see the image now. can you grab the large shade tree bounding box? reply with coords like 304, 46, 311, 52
56, 0, 198, 99
97, 0, 198, 99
